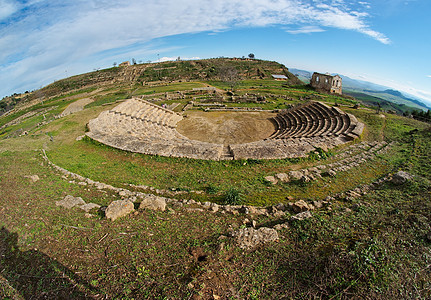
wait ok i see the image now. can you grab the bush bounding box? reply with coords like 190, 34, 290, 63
223, 188, 243, 205
206, 184, 219, 194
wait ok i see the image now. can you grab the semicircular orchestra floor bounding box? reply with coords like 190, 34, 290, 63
176, 111, 276, 145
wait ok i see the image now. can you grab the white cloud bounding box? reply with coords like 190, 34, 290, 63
286, 26, 325, 34
358, 1, 371, 9
427, 75, 431, 78
0, 0, 18, 21
0, 0, 392, 97
157, 56, 200, 63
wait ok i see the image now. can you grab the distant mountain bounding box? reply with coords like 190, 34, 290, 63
289, 68, 312, 83
291, 68, 431, 112
290, 68, 312, 79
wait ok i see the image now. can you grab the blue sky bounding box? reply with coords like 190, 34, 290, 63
1, 0, 431, 105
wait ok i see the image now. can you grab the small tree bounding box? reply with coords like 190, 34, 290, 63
131, 58, 136, 65
113, 62, 117, 67
248, 53, 255, 59
218, 65, 240, 91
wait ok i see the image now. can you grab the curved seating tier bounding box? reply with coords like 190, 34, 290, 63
87, 98, 364, 160
87, 98, 224, 160
269, 101, 363, 141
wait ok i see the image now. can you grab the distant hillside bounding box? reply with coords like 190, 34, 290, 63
362, 89, 431, 111
290, 68, 312, 83
0, 58, 301, 114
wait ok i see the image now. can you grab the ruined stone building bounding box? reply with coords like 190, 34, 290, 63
310, 72, 342, 95
119, 61, 131, 67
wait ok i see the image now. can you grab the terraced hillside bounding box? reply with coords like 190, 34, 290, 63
0, 58, 301, 115
1, 59, 430, 299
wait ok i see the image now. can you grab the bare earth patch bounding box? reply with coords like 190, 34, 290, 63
60, 97, 94, 117
176, 111, 276, 144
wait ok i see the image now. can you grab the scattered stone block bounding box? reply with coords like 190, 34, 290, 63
391, 171, 413, 185
24, 175, 40, 182
274, 203, 286, 211
291, 211, 312, 220
230, 227, 279, 249
79, 203, 101, 212
274, 223, 289, 230
275, 173, 290, 182
289, 200, 313, 213
139, 195, 167, 211
313, 200, 323, 209
210, 203, 219, 212
288, 171, 303, 181
326, 170, 337, 177
264, 176, 278, 185
56, 195, 86, 209
105, 200, 134, 221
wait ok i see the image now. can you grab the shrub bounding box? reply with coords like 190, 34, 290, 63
223, 188, 243, 205
206, 184, 219, 194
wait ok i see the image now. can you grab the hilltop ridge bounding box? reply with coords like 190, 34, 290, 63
0, 58, 301, 115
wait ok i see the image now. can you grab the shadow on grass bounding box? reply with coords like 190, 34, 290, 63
0, 226, 99, 299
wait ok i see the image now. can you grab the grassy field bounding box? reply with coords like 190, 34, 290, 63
1, 72, 431, 298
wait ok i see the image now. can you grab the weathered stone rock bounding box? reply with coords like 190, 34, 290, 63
291, 211, 312, 220
301, 176, 311, 183
139, 195, 167, 211
24, 175, 40, 182
274, 203, 286, 211
313, 200, 323, 209
264, 176, 278, 185
56, 195, 86, 209
325, 196, 335, 202
119, 190, 132, 197
79, 203, 101, 212
289, 200, 313, 213
230, 227, 279, 249
186, 208, 204, 212
273, 210, 285, 218
274, 223, 289, 230
327, 170, 337, 177
105, 200, 134, 221
247, 206, 258, 215
288, 171, 303, 181
391, 171, 413, 185
95, 182, 107, 190
239, 206, 250, 214
275, 173, 290, 183
210, 203, 219, 212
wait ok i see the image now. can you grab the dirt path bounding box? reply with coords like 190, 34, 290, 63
60, 97, 94, 117
177, 111, 276, 144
